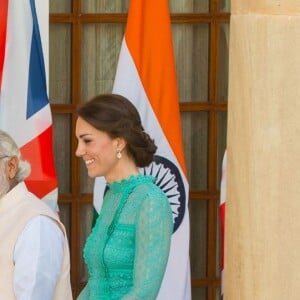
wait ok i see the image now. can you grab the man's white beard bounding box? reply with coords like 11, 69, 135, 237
0, 163, 10, 199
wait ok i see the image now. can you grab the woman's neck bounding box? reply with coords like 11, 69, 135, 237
105, 160, 139, 184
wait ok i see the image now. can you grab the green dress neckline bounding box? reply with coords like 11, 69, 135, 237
107, 174, 155, 192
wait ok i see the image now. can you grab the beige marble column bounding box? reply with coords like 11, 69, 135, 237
225, 1, 300, 299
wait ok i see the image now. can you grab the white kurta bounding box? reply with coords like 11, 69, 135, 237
13, 215, 64, 300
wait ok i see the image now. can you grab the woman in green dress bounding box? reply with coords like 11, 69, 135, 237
75, 94, 173, 300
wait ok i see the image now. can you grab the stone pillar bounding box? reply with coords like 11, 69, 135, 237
225, 1, 300, 299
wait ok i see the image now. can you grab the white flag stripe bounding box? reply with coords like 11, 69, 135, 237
113, 40, 185, 172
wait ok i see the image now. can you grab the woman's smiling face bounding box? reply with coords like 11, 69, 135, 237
75, 117, 119, 180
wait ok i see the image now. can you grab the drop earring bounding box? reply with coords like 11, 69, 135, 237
116, 149, 122, 159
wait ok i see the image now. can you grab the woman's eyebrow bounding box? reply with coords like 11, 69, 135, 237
79, 133, 93, 138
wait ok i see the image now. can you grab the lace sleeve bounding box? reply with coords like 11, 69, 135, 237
122, 189, 173, 300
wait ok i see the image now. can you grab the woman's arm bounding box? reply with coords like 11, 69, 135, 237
122, 189, 173, 300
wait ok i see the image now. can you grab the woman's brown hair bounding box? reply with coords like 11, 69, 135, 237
77, 94, 157, 167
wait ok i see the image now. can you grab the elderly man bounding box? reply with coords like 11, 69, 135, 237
0, 130, 72, 299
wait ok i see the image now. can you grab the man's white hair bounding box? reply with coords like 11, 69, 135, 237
0, 130, 31, 182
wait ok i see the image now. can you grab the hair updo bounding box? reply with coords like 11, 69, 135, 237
77, 94, 157, 167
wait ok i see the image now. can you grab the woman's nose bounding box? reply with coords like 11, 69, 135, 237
75, 143, 84, 157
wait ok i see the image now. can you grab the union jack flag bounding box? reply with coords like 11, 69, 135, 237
0, 0, 58, 211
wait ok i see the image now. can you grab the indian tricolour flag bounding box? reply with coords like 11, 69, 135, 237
0, 0, 58, 211
93, 0, 191, 299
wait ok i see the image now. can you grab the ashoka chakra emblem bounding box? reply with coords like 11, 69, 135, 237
141, 155, 186, 233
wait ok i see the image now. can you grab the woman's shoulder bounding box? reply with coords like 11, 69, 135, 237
132, 177, 170, 211
135, 175, 166, 196
133, 177, 173, 228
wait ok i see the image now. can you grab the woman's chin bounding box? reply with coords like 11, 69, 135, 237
87, 169, 102, 178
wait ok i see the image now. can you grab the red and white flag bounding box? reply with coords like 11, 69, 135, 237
0, 0, 58, 211
94, 0, 191, 298
219, 150, 227, 299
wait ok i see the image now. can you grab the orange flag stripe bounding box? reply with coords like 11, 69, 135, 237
125, 0, 187, 176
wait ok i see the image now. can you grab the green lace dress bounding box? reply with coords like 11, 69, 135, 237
77, 175, 173, 300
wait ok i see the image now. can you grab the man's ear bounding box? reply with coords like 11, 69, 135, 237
6, 156, 19, 179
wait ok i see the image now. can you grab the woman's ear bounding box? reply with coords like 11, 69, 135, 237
116, 137, 127, 151
6, 156, 19, 180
